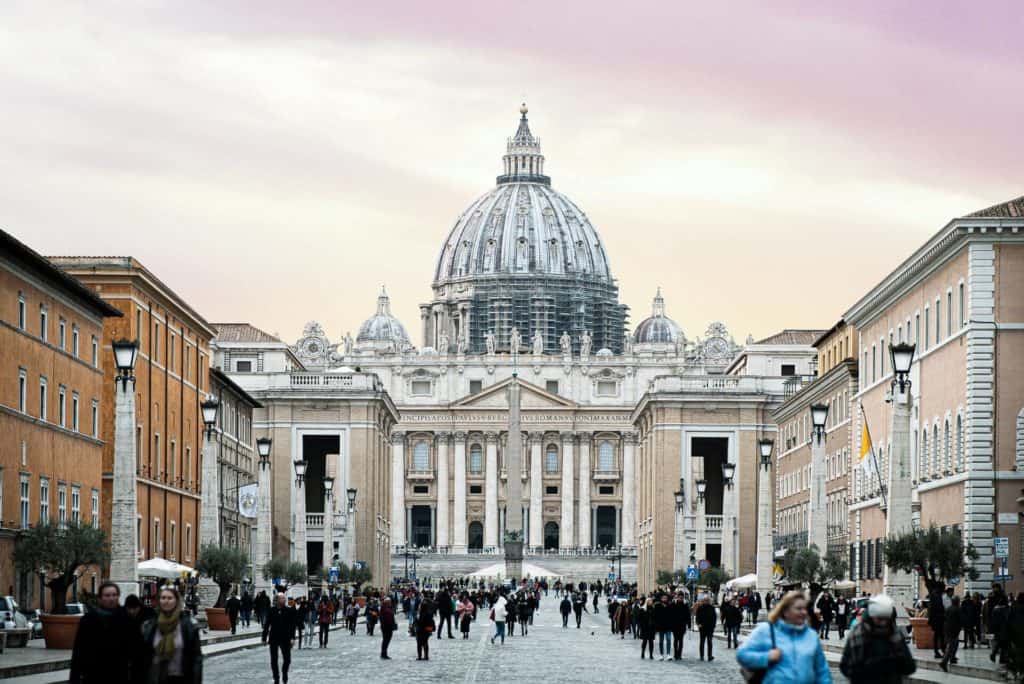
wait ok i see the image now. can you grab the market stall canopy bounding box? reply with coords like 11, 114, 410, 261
138, 558, 196, 579
466, 562, 559, 579
725, 573, 757, 590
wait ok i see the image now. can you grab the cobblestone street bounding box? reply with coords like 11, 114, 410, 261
205, 600, 738, 683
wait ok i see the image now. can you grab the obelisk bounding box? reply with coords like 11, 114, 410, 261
505, 373, 524, 580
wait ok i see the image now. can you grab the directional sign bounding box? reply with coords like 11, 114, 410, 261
329, 567, 340, 582
686, 566, 699, 581
994, 574, 1014, 582
607, 573, 616, 582
995, 537, 1010, 559
698, 559, 711, 572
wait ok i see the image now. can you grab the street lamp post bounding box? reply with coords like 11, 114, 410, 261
721, 459, 736, 574
110, 339, 140, 602
254, 437, 273, 595
346, 488, 357, 569
808, 403, 829, 554
322, 476, 334, 593
756, 439, 775, 613
695, 478, 707, 568
673, 479, 685, 573
293, 458, 308, 592
885, 342, 916, 609
199, 399, 221, 549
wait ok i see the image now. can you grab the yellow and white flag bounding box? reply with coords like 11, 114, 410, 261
858, 404, 878, 479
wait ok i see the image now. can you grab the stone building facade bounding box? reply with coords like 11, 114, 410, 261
51, 257, 216, 570
0, 230, 122, 609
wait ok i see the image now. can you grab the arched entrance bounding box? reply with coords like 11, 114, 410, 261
544, 521, 559, 550
468, 521, 483, 550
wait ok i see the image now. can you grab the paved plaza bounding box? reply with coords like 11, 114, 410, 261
205, 602, 735, 683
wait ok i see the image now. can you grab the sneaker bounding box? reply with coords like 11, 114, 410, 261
708, 656, 715, 662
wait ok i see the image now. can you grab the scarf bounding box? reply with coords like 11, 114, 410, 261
156, 605, 182, 663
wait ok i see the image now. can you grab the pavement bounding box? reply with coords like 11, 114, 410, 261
205, 600, 736, 683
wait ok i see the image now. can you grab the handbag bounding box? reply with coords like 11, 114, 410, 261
739, 622, 775, 683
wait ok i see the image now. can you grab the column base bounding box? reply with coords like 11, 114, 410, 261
450, 545, 467, 554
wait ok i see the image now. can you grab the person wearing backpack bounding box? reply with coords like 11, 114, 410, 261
737, 590, 831, 683
839, 594, 915, 684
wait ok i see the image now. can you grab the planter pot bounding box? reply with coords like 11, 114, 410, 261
909, 617, 933, 650
204, 607, 231, 631
40, 613, 82, 650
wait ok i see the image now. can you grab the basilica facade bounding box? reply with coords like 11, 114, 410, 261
217, 106, 817, 588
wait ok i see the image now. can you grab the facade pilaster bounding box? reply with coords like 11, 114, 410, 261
560, 433, 575, 548
390, 432, 406, 547
452, 433, 467, 552
436, 432, 450, 549
485, 431, 499, 548
578, 434, 591, 548
622, 432, 636, 546
529, 433, 543, 549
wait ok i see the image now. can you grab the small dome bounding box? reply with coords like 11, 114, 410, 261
633, 288, 683, 344
356, 287, 411, 351
596, 348, 613, 357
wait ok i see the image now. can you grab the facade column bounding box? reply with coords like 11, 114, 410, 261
884, 386, 915, 611
578, 434, 591, 549
110, 376, 139, 600
809, 427, 828, 554
292, 472, 307, 583
560, 433, 575, 549
452, 433, 467, 552
200, 429, 220, 548
756, 452, 775, 607
254, 452, 273, 595
529, 433, 543, 550
622, 432, 636, 546
390, 432, 406, 547
436, 432, 450, 549
484, 432, 499, 548
323, 488, 335, 573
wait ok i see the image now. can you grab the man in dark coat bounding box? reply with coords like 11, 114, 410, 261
559, 595, 572, 628
940, 596, 962, 672
226, 592, 241, 634
436, 587, 453, 639
839, 594, 915, 684
572, 592, 586, 628
695, 597, 717, 661
240, 591, 253, 627
670, 592, 691, 660
262, 593, 297, 684
927, 586, 946, 659
69, 582, 143, 684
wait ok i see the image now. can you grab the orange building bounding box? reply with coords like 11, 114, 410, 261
50, 257, 216, 574
1, 230, 122, 609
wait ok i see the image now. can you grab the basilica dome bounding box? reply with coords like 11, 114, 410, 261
356, 287, 411, 351
633, 289, 683, 344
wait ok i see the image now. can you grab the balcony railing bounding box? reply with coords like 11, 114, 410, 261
407, 468, 434, 481
774, 531, 808, 552
392, 544, 638, 557
648, 375, 790, 395
593, 468, 621, 481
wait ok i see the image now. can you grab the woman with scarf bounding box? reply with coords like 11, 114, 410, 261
140, 587, 203, 683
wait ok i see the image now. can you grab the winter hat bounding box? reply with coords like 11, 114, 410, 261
867, 594, 895, 618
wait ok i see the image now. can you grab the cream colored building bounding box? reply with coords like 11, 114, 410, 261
845, 194, 1024, 596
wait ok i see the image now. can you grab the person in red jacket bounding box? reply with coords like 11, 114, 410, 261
317, 597, 333, 648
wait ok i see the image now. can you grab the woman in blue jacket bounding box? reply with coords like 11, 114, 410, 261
737, 590, 831, 684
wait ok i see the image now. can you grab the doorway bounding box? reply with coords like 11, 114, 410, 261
596, 506, 617, 548
691, 436, 729, 515
301, 434, 339, 513
410, 506, 433, 547
468, 521, 483, 550
544, 521, 559, 550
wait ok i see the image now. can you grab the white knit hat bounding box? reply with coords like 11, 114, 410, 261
867, 594, 895, 618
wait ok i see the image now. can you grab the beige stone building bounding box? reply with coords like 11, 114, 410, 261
844, 194, 1024, 596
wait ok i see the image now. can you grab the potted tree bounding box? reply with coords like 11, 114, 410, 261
261, 557, 308, 596
195, 545, 249, 631
884, 525, 978, 650
13, 522, 109, 649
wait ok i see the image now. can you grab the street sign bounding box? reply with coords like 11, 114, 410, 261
354, 561, 367, 570
686, 566, 699, 581
698, 559, 711, 572
948, 576, 960, 586
994, 574, 1014, 582
608, 573, 616, 582
329, 567, 340, 582
995, 537, 1010, 559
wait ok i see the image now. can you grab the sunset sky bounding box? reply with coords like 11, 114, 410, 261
3, 1, 1021, 346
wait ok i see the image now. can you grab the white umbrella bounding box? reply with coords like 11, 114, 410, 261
725, 573, 758, 590
138, 558, 195, 579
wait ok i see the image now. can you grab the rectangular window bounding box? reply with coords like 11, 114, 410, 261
154, 519, 161, 556
545, 485, 559, 495
412, 485, 429, 494
545, 380, 559, 395
72, 325, 80, 357
871, 345, 877, 383
136, 309, 142, 341
20, 473, 30, 529
469, 380, 482, 395
91, 336, 98, 367
59, 318, 66, 349
170, 440, 177, 484
39, 376, 47, 421
58, 482, 67, 528
91, 489, 99, 528
40, 305, 48, 341
469, 484, 482, 494
598, 485, 615, 495
935, 299, 941, 342
235, 360, 252, 373
18, 293, 26, 329
58, 385, 66, 426
959, 283, 966, 327
410, 380, 432, 395
169, 334, 176, 370
924, 307, 930, 350
915, 313, 920, 347
72, 392, 80, 431
947, 291, 953, 337
154, 322, 160, 362
185, 447, 192, 488
185, 524, 192, 560
169, 521, 176, 559
91, 400, 99, 438
71, 485, 80, 524
154, 434, 161, 479
185, 345, 191, 380
40, 477, 50, 523
780, 364, 796, 376
18, 368, 27, 412
596, 380, 617, 396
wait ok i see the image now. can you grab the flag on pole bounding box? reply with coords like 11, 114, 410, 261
859, 417, 875, 477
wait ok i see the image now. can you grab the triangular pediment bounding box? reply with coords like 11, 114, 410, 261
451, 376, 576, 409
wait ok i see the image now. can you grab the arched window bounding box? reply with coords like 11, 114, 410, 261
920, 428, 929, 478
545, 444, 559, 473
955, 414, 964, 471
469, 444, 483, 474
543, 521, 559, 550
932, 425, 939, 476
944, 419, 951, 472
598, 441, 614, 471
412, 441, 429, 471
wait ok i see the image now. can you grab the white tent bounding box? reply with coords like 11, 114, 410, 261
725, 573, 758, 590
138, 558, 195, 579
466, 562, 560, 579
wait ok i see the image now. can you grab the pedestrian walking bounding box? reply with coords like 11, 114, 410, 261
507, 594, 518, 636
345, 601, 359, 635
737, 590, 831, 683
139, 587, 204, 684
379, 598, 397, 659
415, 593, 436, 660
638, 597, 656, 659
670, 592, 690, 659
835, 595, 850, 639
262, 593, 297, 684
240, 590, 253, 628
940, 595, 962, 672
458, 595, 475, 639
69, 582, 142, 683
927, 585, 946, 659
961, 594, 979, 649
572, 592, 585, 628
653, 593, 673, 660
317, 597, 333, 648
254, 590, 270, 628
365, 596, 380, 636
695, 595, 717, 661
722, 597, 743, 648
559, 595, 572, 628
490, 592, 508, 645
225, 591, 241, 635
839, 594, 915, 684
303, 598, 316, 648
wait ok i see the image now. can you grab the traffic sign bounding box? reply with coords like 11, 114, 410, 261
329, 567, 340, 582
608, 573, 616, 581
994, 574, 1014, 582
995, 537, 1010, 559
698, 559, 711, 572
686, 566, 699, 581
